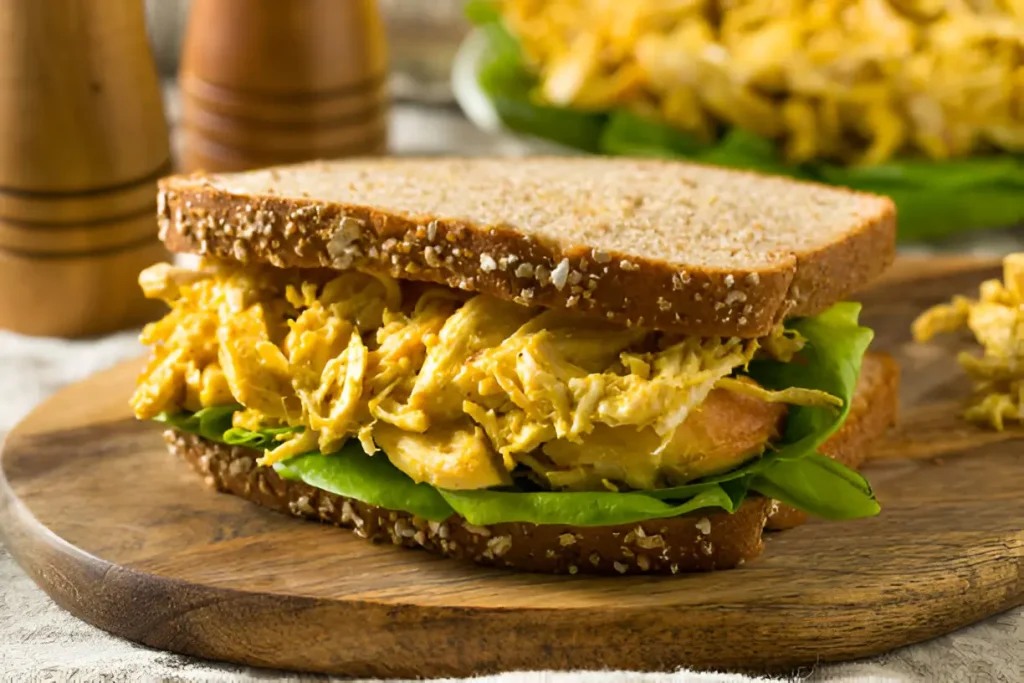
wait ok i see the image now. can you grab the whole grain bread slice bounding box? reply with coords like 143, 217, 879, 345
166, 352, 898, 575
157, 157, 896, 338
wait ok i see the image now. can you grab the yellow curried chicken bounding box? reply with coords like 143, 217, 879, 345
133, 259, 841, 492
500, 0, 1024, 164
913, 253, 1024, 429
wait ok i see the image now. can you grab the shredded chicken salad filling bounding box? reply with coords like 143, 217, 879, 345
133, 260, 842, 492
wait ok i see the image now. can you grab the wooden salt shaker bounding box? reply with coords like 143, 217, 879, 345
0, 0, 171, 337
179, 0, 389, 173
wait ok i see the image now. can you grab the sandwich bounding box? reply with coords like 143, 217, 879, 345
465, 1, 1024, 241
132, 157, 900, 574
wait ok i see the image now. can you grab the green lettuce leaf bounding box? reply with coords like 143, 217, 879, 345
600, 112, 815, 180
157, 411, 455, 521
223, 424, 303, 450
275, 449, 454, 522
466, 15, 1024, 242
598, 110, 708, 159
464, 0, 501, 24
476, 20, 606, 153
155, 404, 302, 451
752, 452, 879, 520
161, 417, 743, 525
153, 404, 238, 442
151, 303, 879, 526
748, 302, 872, 461
810, 175, 1024, 242
438, 484, 739, 527
430, 302, 876, 525
696, 129, 815, 180
819, 156, 1024, 189
636, 302, 879, 521
745, 304, 879, 518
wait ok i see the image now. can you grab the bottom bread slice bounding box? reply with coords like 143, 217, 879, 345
165, 352, 898, 575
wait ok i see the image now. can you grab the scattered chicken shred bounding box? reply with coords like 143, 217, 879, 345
133, 259, 838, 491
913, 253, 1024, 429
500, 0, 1024, 163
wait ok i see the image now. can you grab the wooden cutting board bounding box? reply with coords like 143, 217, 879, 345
1, 256, 1022, 677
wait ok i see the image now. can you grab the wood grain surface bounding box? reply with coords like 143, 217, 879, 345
1, 256, 1022, 677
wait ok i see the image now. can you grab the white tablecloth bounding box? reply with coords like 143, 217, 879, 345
1, 107, 1021, 682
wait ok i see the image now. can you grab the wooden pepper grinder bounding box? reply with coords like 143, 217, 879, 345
0, 0, 171, 338
179, 0, 389, 173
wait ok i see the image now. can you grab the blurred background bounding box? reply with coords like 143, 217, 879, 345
145, 0, 514, 160
144, 0, 1022, 241
148, 0, 469, 105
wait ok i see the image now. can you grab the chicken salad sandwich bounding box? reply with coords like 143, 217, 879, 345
133, 157, 899, 574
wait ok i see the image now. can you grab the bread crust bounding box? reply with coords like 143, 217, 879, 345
164, 352, 897, 574
156, 158, 895, 338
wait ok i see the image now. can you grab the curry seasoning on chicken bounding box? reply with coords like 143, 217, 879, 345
133, 259, 841, 493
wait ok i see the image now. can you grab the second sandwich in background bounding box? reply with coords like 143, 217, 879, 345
132, 157, 900, 573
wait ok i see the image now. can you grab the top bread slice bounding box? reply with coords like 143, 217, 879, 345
157, 157, 896, 338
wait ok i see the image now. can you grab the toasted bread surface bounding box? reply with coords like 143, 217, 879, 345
164, 352, 897, 574
157, 157, 896, 338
